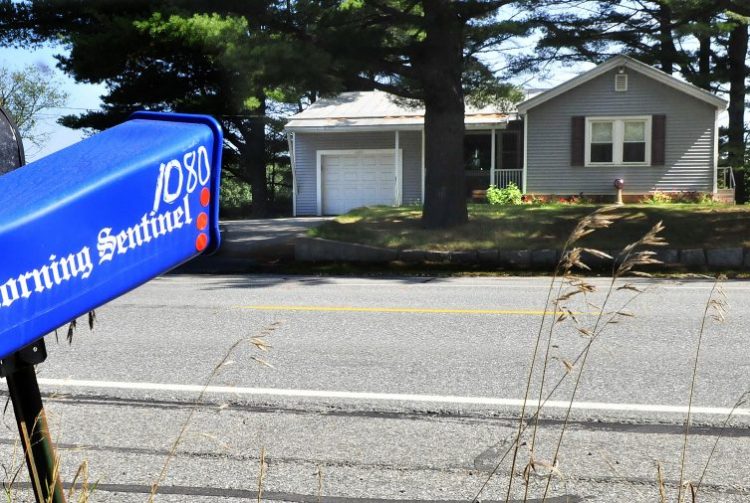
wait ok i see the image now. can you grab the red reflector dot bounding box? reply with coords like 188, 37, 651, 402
200, 187, 210, 207
197, 212, 208, 230
195, 233, 208, 252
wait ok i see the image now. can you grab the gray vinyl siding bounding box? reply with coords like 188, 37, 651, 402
293, 131, 422, 215
526, 68, 716, 195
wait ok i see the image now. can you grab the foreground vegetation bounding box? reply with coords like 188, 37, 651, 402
311, 204, 750, 251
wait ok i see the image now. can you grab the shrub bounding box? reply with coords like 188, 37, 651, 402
697, 192, 715, 204
486, 182, 523, 205
642, 191, 672, 204
642, 191, 716, 205
485, 185, 502, 204
521, 193, 544, 205
564, 193, 594, 204
673, 191, 714, 204
219, 176, 253, 218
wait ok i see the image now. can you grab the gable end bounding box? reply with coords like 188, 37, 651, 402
518, 56, 727, 113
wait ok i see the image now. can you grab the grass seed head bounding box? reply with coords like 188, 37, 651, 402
617, 283, 645, 293
583, 248, 613, 260
552, 356, 575, 373
556, 289, 582, 302
569, 279, 597, 293
250, 337, 272, 352
567, 208, 624, 246
251, 356, 275, 368
576, 327, 594, 337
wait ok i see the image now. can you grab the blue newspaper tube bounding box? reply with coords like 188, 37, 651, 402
0, 112, 223, 359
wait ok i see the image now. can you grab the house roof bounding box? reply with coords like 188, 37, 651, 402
516, 55, 728, 113
285, 90, 514, 131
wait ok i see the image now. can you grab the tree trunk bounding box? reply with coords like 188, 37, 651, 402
696, 32, 711, 90
419, 0, 468, 229
246, 96, 269, 217
657, 4, 676, 74
727, 23, 748, 203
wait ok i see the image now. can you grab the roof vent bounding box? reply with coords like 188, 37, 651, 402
615, 72, 628, 92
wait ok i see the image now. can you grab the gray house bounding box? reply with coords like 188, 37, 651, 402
518, 55, 728, 201
286, 55, 729, 216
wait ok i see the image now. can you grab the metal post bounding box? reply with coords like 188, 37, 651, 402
2, 341, 65, 503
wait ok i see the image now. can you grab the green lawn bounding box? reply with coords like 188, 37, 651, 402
310, 204, 750, 251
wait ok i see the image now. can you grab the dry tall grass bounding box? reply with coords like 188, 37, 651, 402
470, 206, 741, 503
147, 321, 280, 502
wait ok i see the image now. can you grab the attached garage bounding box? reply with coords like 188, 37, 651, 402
317, 149, 402, 215
285, 90, 512, 216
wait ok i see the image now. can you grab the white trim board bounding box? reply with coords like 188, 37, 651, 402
517, 55, 727, 113
315, 148, 403, 216
287, 132, 297, 216
713, 108, 719, 195
420, 128, 425, 204
286, 123, 511, 134
522, 115, 528, 193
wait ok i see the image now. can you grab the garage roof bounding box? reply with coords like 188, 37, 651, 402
285, 90, 515, 131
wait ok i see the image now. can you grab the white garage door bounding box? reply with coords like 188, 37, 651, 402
321, 151, 399, 215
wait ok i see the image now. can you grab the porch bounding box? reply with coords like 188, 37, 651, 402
716, 167, 736, 203
464, 124, 524, 197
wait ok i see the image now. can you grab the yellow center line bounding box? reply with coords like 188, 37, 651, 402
235, 305, 574, 316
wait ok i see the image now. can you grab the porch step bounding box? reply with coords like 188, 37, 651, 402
716, 189, 735, 204
471, 189, 487, 202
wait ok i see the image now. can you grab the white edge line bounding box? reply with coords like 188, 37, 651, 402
35, 378, 749, 417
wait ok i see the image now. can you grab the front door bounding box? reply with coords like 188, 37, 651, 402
497, 130, 522, 189
464, 132, 491, 196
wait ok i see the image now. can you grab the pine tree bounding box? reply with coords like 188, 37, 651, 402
3, 0, 338, 216
287, 0, 528, 228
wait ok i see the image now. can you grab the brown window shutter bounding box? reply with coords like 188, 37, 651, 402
571, 116, 585, 166
652, 115, 666, 165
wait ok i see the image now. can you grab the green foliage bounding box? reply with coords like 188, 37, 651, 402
486, 183, 522, 205
642, 191, 673, 205
339, 0, 365, 10
294, 0, 532, 227
219, 175, 252, 218
486, 185, 502, 204
698, 193, 715, 204
463, 57, 525, 109
642, 191, 716, 205
7, 0, 535, 225
674, 192, 714, 204
522, 193, 544, 205
13, 2, 322, 216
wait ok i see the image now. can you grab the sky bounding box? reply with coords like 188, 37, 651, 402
6, 43, 589, 161
2, 41, 725, 162
1, 45, 105, 161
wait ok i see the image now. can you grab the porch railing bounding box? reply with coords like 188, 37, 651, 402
493, 169, 523, 189
717, 166, 736, 190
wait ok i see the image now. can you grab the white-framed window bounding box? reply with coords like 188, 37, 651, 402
585, 116, 651, 166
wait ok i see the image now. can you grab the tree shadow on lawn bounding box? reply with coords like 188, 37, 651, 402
313, 204, 750, 251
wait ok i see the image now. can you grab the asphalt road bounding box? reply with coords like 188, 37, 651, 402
1, 274, 749, 502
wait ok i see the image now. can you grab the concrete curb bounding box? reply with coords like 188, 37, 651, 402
295, 237, 750, 270
296, 237, 398, 263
